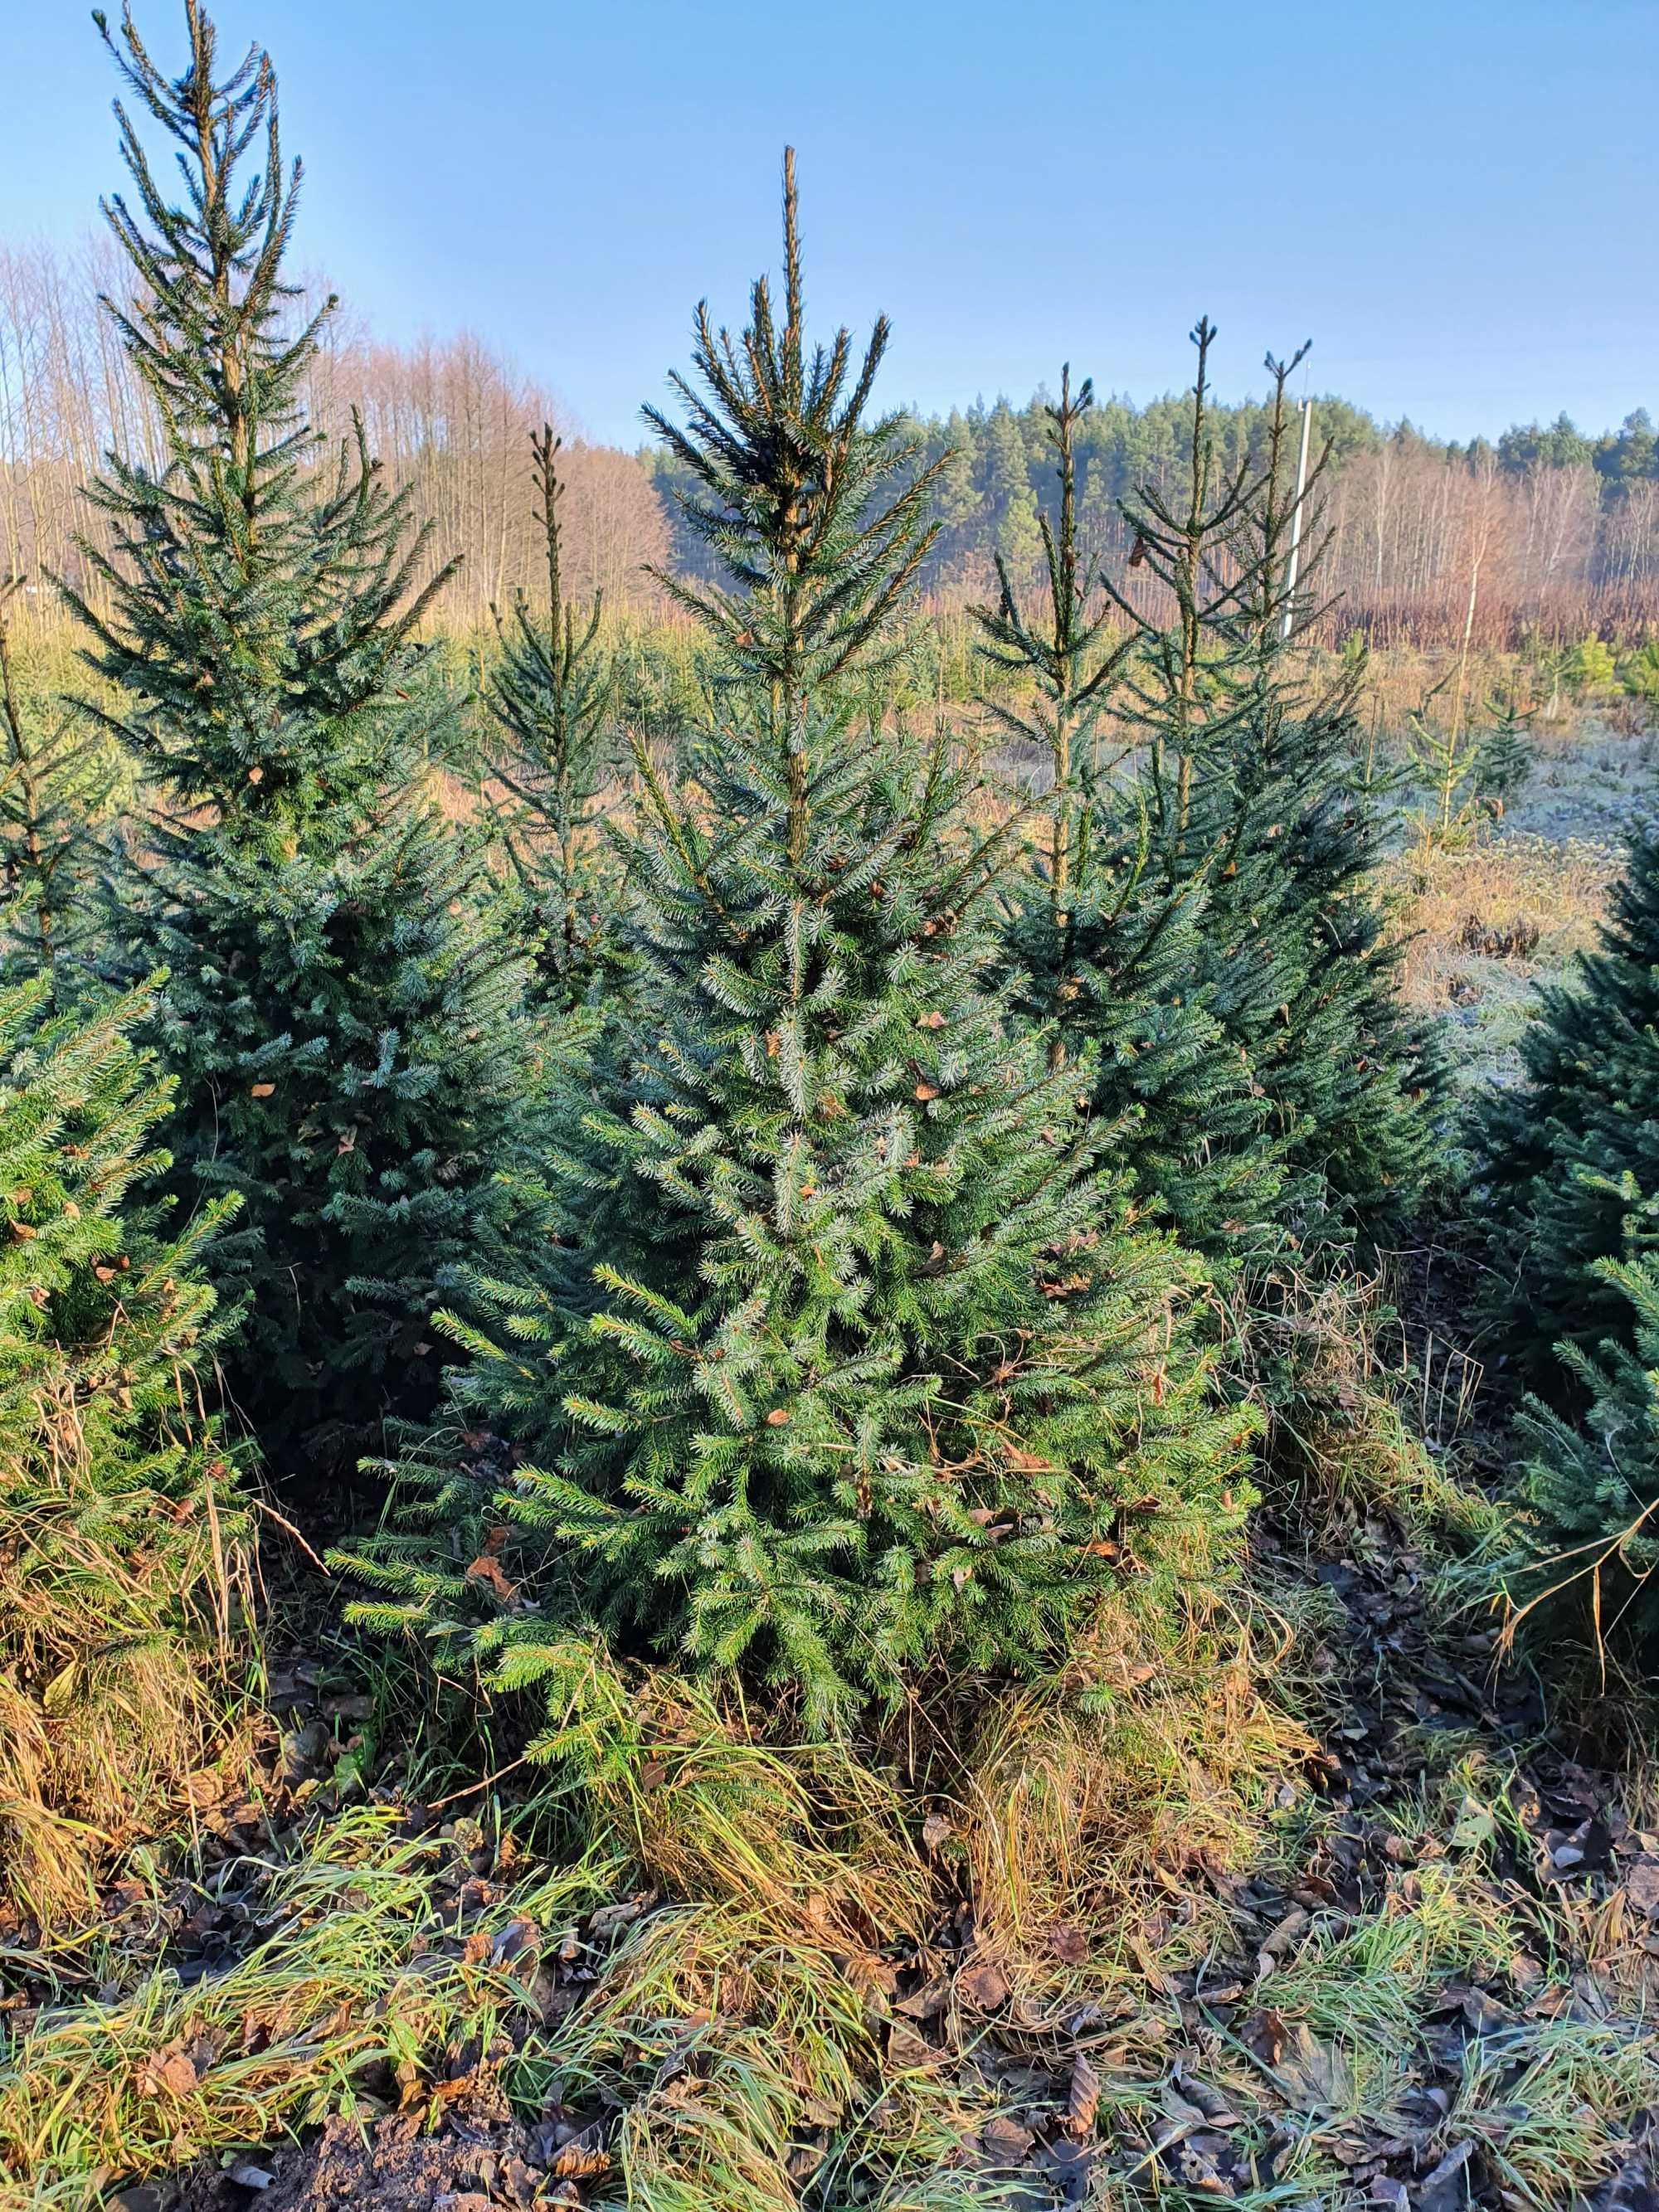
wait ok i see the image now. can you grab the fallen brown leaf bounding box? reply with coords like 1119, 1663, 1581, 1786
1623, 1855, 1659, 1916
465, 1553, 516, 1603
886, 2020, 933, 2070
1066, 2050, 1100, 2135
956, 1959, 1010, 2010
981, 2114, 1036, 2161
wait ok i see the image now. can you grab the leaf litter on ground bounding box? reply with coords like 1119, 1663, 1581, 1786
3, 1505, 1658, 2212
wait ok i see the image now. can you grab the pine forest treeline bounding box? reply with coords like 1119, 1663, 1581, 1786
4, 230, 1659, 644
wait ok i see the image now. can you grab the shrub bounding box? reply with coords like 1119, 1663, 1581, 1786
1565, 635, 1618, 695
1621, 637, 1659, 714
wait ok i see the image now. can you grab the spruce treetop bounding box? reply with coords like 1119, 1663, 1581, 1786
1092, 322, 1433, 1252
92, 0, 314, 488
969, 363, 1288, 1264
66, 1, 454, 823
972, 366, 1134, 1065
1106, 324, 1327, 832
644, 148, 944, 849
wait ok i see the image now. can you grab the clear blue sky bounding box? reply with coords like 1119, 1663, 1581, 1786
4, 0, 1655, 449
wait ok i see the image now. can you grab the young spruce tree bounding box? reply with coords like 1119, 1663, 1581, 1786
1478, 816, 1659, 1386
349, 159, 1251, 1731
973, 368, 1286, 1268
1474, 686, 1534, 810
1510, 1255, 1659, 1658
0, 576, 113, 981
485, 426, 615, 1009
1109, 328, 1435, 1254
66, 3, 539, 1468
0, 976, 247, 1926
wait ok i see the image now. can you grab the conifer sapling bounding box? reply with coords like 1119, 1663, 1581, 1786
973, 367, 1285, 1267
486, 426, 615, 1007
350, 157, 1253, 1732
1479, 815, 1659, 1386
0, 576, 113, 979
1111, 331, 1437, 1252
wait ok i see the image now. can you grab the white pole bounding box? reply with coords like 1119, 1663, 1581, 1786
1282, 396, 1313, 641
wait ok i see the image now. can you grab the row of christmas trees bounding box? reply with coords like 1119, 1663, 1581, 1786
3, 0, 1657, 1918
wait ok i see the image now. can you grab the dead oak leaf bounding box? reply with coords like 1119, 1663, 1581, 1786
139, 2044, 202, 2100
1066, 2050, 1100, 2135
980, 2114, 1036, 2162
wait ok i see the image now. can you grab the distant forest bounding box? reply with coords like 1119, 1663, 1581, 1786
3, 232, 1656, 644
654, 391, 1659, 646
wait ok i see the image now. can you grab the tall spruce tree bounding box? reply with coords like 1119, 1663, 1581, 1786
67, 2, 540, 1468
348, 158, 1251, 1730
1108, 328, 1436, 1254
1477, 817, 1659, 1386
972, 369, 1287, 1268
485, 426, 615, 1009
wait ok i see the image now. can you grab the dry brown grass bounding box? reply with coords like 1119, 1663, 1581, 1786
1233, 1265, 1502, 1553
0, 1425, 255, 1933
586, 1664, 935, 1952
1392, 831, 1616, 1006
0, 1759, 1009, 2212
951, 1606, 1315, 2025
0, 1811, 626, 2210
1388, 830, 1620, 1091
